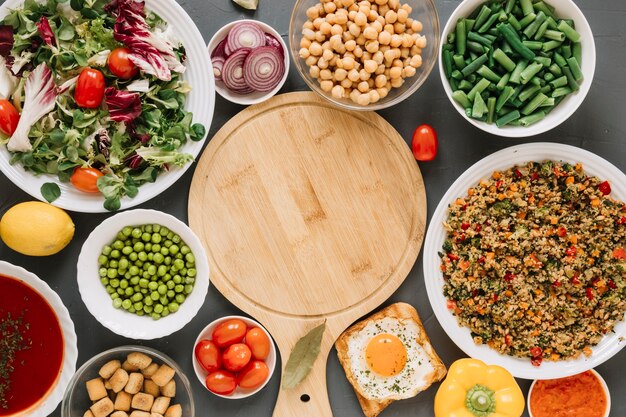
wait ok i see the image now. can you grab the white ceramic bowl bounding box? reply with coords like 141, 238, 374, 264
439, 0, 596, 137
423, 143, 626, 379
76, 209, 210, 339
0, 0, 215, 213
527, 369, 611, 417
208, 20, 289, 105
0, 261, 77, 417
192, 315, 277, 399
62, 346, 195, 417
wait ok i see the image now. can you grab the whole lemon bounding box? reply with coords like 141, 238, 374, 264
0, 201, 75, 256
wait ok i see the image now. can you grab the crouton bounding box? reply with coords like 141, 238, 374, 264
164, 404, 181, 417
131, 393, 154, 412
129, 412, 151, 417
111, 412, 129, 417
114, 391, 132, 412
127, 352, 152, 370
109, 368, 130, 393
122, 360, 140, 372
99, 360, 122, 379
141, 363, 159, 379
86, 378, 108, 401
151, 365, 175, 387
84, 410, 95, 417
125, 373, 144, 395
143, 380, 160, 398
90, 397, 115, 417
159, 380, 176, 398
151, 397, 170, 415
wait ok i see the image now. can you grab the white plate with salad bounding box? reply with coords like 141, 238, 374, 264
0, 0, 214, 212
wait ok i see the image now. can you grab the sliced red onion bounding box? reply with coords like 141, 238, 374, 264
225, 22, 265, 55
243, 46, 285, 92
212, 37, 228, 59
212, 55, 225, 81
222, 47, 254, 94
264, 33, 283, 54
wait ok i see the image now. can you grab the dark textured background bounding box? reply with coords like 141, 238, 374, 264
0, 0, 624, 416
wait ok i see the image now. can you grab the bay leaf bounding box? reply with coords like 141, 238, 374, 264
232, 0, 259, 10
281, 321, 326, 390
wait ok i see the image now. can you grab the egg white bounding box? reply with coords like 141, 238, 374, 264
346, 317, 436, 401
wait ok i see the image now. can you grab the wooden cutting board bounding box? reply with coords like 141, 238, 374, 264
189, 92, 426, 416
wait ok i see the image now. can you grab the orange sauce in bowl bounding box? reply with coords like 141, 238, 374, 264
529, 370, 608, 417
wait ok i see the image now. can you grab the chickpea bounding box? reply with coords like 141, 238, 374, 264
376, 87, 389, 99
379, 4, 389, 16
305, 55, 318, 66
334, 68, 348, 81
313, 17, 324, 29
367, 78, 375, 88
350, 89, 361, 102
324, 1, 337, 13
299, 48, 311, 59
384, 23, 394, 33
345, 39, 357, 51
341, 78, 353, 88
356, 34, 366, 45
310, 65, 321, 78
326, 14, 336, 25
374, 0, 387, 5
343, 31, 355, 42
348, 68, 360, 81
357, 93, 371, 106
304, 21, 314, 30
317, 57, 329, 69
336, 13, 349, 25
320, 80, 334, 92
390, 34, 402, 47
310, 42, 323, 56
354, 11, 367, 26
348, 10, 358, 20
321, 48, 332, 61
401, 3, 412, 13
403, 66, 416, 78
303, 28, 316, 40
301, 38, 312, 49
354, 46, 364, 57
330, 24, 342, 36
378, 30, 391, 45
315, 31, 325, 42
410, 54, 422, 68
372, 51, 384, 64
390, 77, 404, 87
388, 0, 399, 9
393, 22, 406, 33
368, 10, 379, 22
365, 40, 379, 53
416, 35, 427, 48
363, 27, 378, 40
410, 45, 420, 56
357, 80, 369, 92
399, 47, 409, 58
369, 89, 380, 103
348, 3, 359, 11
343, 0, 355, 6
358, 6, 370, 16
362, 51, 372, 61
363, 59, 378, 73
389, 66, 402, 79
306, 6, 320, 19
349, 23, 361, 37
375, 64, 385, 74
359, 68, 371, 80
320, 22, 332, 35
342, 56, 356, 70
320, 69, 333, 79
397, 8, 408, 23
371, 20, 383, 33
385, 10, 397, 24
331, 85, 345, 98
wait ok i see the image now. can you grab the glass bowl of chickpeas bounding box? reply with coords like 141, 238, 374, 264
290, 0, 440, 110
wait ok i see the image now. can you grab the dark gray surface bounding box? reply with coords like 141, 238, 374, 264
0, 0, 624, 416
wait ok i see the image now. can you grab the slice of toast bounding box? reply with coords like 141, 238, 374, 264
335, 302, 447, 417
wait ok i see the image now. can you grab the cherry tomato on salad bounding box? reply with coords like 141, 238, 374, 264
70, 167, 104, 193
75, 68, 105, 109
108, 48, 139, 79
237, 360, 269, 389
205, 370, 237, 395
212, 319, 247, 348
195, 340, 222, 373
245, 327, 270, 360
411, 124, 438, 161
222, 343, 252, 372
0, 99, 20, 136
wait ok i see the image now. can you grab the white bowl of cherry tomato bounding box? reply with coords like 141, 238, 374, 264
192, 315, 276, 398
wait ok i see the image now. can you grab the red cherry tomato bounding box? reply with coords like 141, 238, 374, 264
70, 167, 104, 193
222, 343, 252, 372
212, 319, 247, 348
411, 124, 438, 162
195, 339, 222, 373
75, 68, 105, 108
205, 370, 237, 395
0, 99, 19, 136
108, 47, 139, 79
237, 360, 269, 389
599, 181, 611, 196
245, 327, 270, 360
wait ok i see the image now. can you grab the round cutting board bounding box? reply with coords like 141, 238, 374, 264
189, 92, 426, 416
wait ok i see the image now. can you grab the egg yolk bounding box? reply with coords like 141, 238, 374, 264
365, 333, 407, 377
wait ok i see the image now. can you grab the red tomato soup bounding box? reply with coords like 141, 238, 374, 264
529, 370, 608, 417
0, 275, 64, 415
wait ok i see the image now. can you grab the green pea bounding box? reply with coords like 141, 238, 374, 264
172, 235, 181, 244
157, 284, 167, 295
164, 257, 172, 266
180, 268, 187, 276
133, 302, 143, 311
141, 232, 151, 242
161, 307, 170, 317
151, 244, 161, 253
125, 287, 134, 296
166, 290, 175, 299
144, 297, 154, 306
109, 275, 120, 285
152, 233, 162, 243
159, 226, 169, 236
100, 277, 109, 285
122, 299, 132, 310
132, 293, 143, 302
129, 265, 139, 276
129, 252, 138, 262
139, 278, 149, 288
163, 274, 172, 282
129, 277, 139, 286
113, 298, 123, 309
151, 313, 161, 320
109, 260, 119, 269
185, 253, 195, 263
113, 240, 124, 250
128, 307, 136, 314
187, 268, 197, 277
134, 242, 144, 252
119, 259, 129, 270
154, 304, 164, 314
143, 305, 153, 314
148, 265, 157, 276
150, 291, 160, 301
98, 255, 108, 266
153, 253, 164, 264
153, 224, 161, 233
164, 240, 172, 248
169, 245, 179, 255
184, 284, 194, 294
167, 231, 174, 239
166, 280, 175, 290
185, 277, 195, 285
110, 249, 121, 259
111, 292, 120, 300
120, 279, 128, 289
117, 288, 125, 295
181, 245, 190, 255
175, 253, 183, 260
99, 268, 108, 278
175, 294, 186, 304
140, 289, 148, 294
105, 285, 114, 294
148, 253, 154, 261
135, 309, 144, 316
174, 259, 185, 270
169, 303, 180, 313
132, 228, 142, 238
173, 275, 182, 284
122, 246, 133, 255
157, 265, 167, 277
145, 243, 152, 252
174, 284, 184, 293
102, 245, 112, 256
160, 296, 168, 305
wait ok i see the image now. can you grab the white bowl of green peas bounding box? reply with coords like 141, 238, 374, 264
77, 209, 210, 340
439, 0, 595, 137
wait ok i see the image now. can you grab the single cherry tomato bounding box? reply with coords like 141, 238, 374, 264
75, 68, 105, 108
195, 339, 222, 373
245, 327, 270, 360
0, 99, 20, 136
108, 47, 139, 79
237, 360, 269, 389
212, 319, 247, 348
599, 181, 611, 196
205, 370, 237, 395
411, 124, 438, 162
70, 167, 104, 193
222, 343, 252, 372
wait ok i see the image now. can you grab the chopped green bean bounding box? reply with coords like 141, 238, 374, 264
520, 62, 544, 84
523, 40, 543, 50
478, 13, 500, 33
452, 90, 472, 108
572, 43, 582, 66
558, 20, 581, 42
520, 0, 534, 16
453, 54, 467, 70
543, 30, 565, 41
474, 5, 492, 29
521, 92, 549, 115
518, 84, 541, 102
492, 48, 515, 72
468, 31, 493, 46
477, 65, 501, 83
498, 24, 536, 60
496, 110, 521, 127
554, 52, 567, 67
456, 19, 467, 56
562, 66, 580, 91
443, 49, 453, 77
472, 93, 488, 118
519, 13, 537, 28
561, 44, 572, 59
548, 63, 562, 76
496, 72, 511, 90
496, 86, 515, 111
510, 60, 529, 84
487, 97, 497, 124
551, 86, 572, 97
534, 20, 550, 40
508, 14, 522, 31
542, 40, 563, 52
461, 53, 488, 77
468, 78, 491, 101
518, 111, 547, 126
523, 11, 546, 39
566, 57, 583, 81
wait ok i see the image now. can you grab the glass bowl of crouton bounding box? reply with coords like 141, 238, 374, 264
61, 346, 194, 417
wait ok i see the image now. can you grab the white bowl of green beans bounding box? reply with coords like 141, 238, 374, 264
76, 209, 210, 340
439, 0, 595, 137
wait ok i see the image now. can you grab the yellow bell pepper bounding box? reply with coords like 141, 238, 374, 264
434, 358, 524, 417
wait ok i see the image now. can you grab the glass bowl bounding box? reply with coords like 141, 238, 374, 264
61, 346, 194, 417
289, 0, 440, 111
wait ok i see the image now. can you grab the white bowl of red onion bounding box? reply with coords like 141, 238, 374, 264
208, 20, 289, 105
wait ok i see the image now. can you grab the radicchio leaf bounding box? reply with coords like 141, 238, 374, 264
95, 129, 111, 159
104, 87, 142, 123
105, 0, 185, 81
36, 17, 56, 47
0, 25, 14, 71
7, 64, 57, 152
124, 152, 144, 169
128, 123, 151, 144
